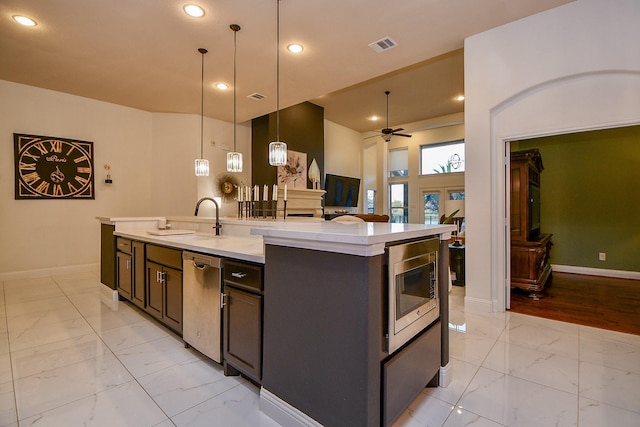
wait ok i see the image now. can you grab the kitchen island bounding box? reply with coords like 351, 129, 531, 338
98, 216, 455, 426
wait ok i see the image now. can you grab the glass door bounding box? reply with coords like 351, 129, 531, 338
423, 191, 441, 224
390, 183, 408, 223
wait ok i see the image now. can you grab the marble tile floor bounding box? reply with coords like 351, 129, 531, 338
0, 273, 639, 427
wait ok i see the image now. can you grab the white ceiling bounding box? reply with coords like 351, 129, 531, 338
0, 0, 572, 133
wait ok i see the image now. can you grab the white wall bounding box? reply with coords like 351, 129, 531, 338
195, 118, 251, 219
363, 113, 465, 219
324, 120, 363, 212
0, 80, 153, 276
387, 113, 465, 223
149, 114, 251, 218
0, 81, 248, 278
464, 0, 640, 311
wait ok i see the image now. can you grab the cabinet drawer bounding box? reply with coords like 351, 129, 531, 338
116, 237, 132, 254
224, 260, 263, 292
146, 244, 182, 270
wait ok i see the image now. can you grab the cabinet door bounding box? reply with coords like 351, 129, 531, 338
146, 261, 163, 321
116, 252, 132, 300
132, 241, 146, 309
163, 267, 183, 334
224, 286, 262, 382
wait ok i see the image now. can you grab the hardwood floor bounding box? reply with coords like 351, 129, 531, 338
509, 272, 640, 336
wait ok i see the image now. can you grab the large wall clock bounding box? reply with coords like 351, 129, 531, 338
14, 133, 95, 199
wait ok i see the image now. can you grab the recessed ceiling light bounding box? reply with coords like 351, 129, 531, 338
455, 95, 465, 102
215, 83, 229, 90
13, 15, 37, 26
183, 4, 205, 17
370, 116, 380, 121
287, 43, 303, 54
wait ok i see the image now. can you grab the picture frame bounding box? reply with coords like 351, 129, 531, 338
277, 149, 307, 188
14, 133, 95, 199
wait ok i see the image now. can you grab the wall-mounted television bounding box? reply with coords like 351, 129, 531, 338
324, 174, 360, 207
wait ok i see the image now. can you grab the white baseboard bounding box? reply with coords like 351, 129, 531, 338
260, 388, 322, 427
551, 264, 640, 280
463, 295, 493, 313
439, 362, 452, 387
99, 283, 119, 303
0, 263, 99, 282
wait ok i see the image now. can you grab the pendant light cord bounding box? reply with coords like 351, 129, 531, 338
276, 0, 280, 142
233, 26, 237, 151
199, 48, 207, 159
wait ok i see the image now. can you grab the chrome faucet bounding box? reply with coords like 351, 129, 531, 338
194, 197, 222, 236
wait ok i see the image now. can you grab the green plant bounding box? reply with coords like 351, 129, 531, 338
442, 209, 460, 224
433, 162, 453, 174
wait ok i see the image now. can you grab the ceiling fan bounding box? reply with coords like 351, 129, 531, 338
376, 90, 412, 142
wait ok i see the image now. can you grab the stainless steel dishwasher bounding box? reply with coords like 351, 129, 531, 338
182, 251, 223, 363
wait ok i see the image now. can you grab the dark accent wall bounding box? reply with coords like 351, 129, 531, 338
251, 102, 324, 188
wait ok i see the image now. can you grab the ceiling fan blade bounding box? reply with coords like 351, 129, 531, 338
392, 133, 412, 138
364, 133, 383, 140
390, 128, 404, 133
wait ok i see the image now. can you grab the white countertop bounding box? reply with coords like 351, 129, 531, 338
102, 216, 456, 260
251, 221, 456, 256
114, 230, 265, 264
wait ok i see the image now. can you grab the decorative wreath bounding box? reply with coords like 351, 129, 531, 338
216, 174, 239, 201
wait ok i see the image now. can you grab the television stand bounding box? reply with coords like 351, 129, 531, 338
510, 233, 553, 296
510, 149, 553, 299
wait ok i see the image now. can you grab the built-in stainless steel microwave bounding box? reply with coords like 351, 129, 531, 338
386, 238, 439, 354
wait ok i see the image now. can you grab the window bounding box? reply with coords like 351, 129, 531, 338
389, 148, 408, 177
445, 190, 465, 236
449, 191, 465, 200
423, 192, 440, 224
423, 189, 465, 224
389, 183, 408, 223
366, 189, 376, 214
420, 140, 465, 175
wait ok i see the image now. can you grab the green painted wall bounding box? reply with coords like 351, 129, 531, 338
514, 126, 640, 273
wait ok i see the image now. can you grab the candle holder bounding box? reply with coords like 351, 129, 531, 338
236, 200, 287, 219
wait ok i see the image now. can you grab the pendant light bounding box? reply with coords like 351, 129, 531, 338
268, 0, 287, 166
195, 48, 209, 176
226, 24, 243, 173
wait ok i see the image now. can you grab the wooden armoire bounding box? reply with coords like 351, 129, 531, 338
510, 149, 552, 295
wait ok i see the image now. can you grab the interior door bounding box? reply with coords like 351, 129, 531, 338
505, 141, 512, 310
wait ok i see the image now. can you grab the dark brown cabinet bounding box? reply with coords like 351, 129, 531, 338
510, 149, 552, 294
146, 244, 183, 334
223, 260, 263, 383
116, 238, 133, 300
116, 238, 147, 308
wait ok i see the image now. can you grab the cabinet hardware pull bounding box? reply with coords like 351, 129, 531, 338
221, 293, 228, 308
231, 272, 247, 279
126, 259, 131, 270
156, 271, 166, 283
193, 261, 209, 271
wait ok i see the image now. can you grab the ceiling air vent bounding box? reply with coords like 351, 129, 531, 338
368, 37, 397, 53
247, 92, 266, 100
